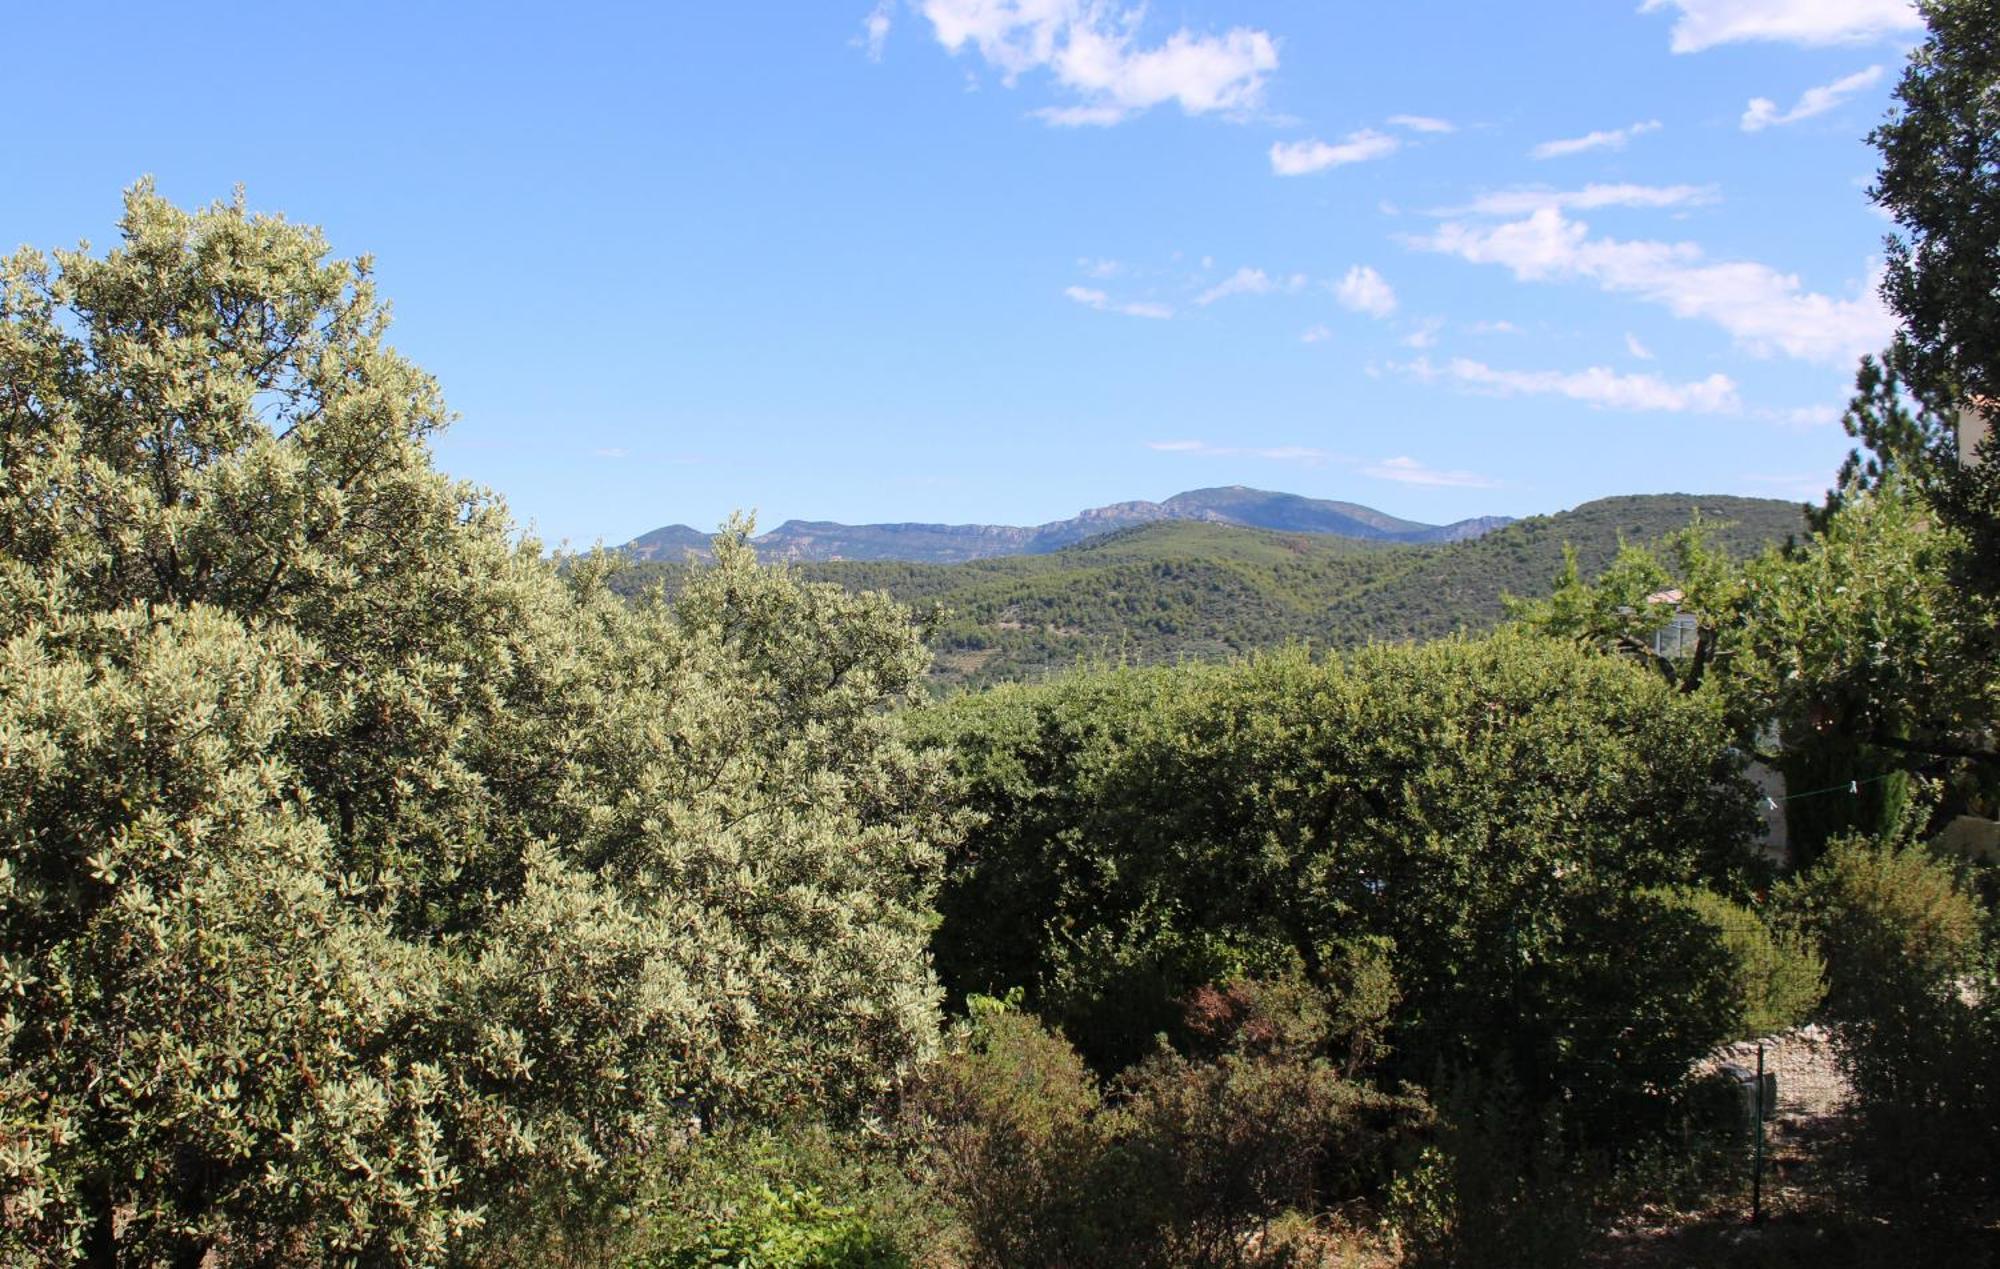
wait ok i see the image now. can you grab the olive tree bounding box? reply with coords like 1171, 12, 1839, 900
0, 185, 953, 1264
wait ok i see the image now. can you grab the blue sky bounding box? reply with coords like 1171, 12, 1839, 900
4, 1, 1927, 545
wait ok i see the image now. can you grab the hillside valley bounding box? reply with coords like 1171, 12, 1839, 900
613, 492, 1808, 689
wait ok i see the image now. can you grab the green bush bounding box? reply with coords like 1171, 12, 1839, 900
642, 1185, 907, 1269
602, 1120, 951, 1269
1387, 1072, 1593, 1269
1777, 835, 1998, 1197
910, 637, 1763, 1131
1111, 1043, 1424, 1267
909, 977, 1425, 1269
0, 186, 956, 1264
1672, 888, 1825, 1037
1779, 834, 1986, 1020
910, 999, 1134, 1267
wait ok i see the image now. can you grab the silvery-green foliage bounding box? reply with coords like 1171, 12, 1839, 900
0, 185, 952, 1264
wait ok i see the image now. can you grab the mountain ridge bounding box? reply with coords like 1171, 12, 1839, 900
624, 486, 1513, 564
610, 493, 1809, 690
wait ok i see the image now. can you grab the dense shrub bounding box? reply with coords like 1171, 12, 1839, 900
1388, 1073, 1594, 1269
604, 1120, 949, 1269
910, 1000, 1135, 1267
909, 977, 1425, 1269
1778, 835, 1998, 1196
910, 637, 1762, 1130
0, 187, 955, 1263
1112, 1038, 1424, 1264
1779, 834, 1986, 1020
642, 1185, 908, 1269
1672, 888, 1826, 1038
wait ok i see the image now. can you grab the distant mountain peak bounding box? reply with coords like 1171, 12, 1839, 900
621, 488, 1513, 564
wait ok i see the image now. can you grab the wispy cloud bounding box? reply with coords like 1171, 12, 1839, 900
923, 0, 1279, 126
1076, 256, 1122, 278
1300, 324, 1334, 343
1742, 65, 1883, 131
1333, 264, 1398, 317
1152, 440, 1496, 488
1388, 113, 1456, 133
1641, 0, 1920, 53
1361, 455, 1501, 488
1530, 120, 1661, 160
1411, 207, 1894, 366
1065, 285, 1173, 319
1197, 266, 1305, 306
1625, 332, 1655, 360
1401, 355, 1740, 413
858, 2, 893, 60
1147, 439, 1347, 465
1449, 183, 1719, 217
1270, 130, 1400, 175
1403, 316, 1445, 348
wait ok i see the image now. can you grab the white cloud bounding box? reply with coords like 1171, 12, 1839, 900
1403, 316, 1445, 348
1333, 264, 1398, 317
1413, 207, 1895, 365
1077, 256, 1122, 278
1389, 113, 1456, 133
1640, 0, 1920, 52
1196, 267, 1307, 305
1626, 332, 1655, 360
1197, 267, 1270, 305
1065, 284, 1174, 319
1414, 355, 1741, 413
859, 2, 893, 59
923, 0, 1278, 125
1468, 319, 1521, 334
1300, 324, 1334, 343
1362, 455, 1501, 488
1148, 439, 1345, 464
1742, 65, 1884, 131
1452, 183, 1719, 216
1036, 103, 1132, 125
1530, 120, 1661, 160
1270, 130, 1400, 175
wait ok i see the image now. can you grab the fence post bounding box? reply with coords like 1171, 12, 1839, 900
1752, 1041, 1766, 1224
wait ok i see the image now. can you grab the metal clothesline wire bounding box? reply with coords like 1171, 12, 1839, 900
1762, 771, 1897, 807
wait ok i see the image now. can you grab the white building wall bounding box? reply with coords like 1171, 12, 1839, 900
1746, 760, 1788, 867
1963, 404, 1991, 466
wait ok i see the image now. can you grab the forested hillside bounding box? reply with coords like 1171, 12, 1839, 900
625, 485, 1511, 564
614, 494, 1807, 689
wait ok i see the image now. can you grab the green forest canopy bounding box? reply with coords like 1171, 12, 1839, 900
613, 494, 1807, 689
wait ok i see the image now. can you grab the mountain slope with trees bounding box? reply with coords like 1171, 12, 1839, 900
614, 493, 1807, 689
625, 485, 1512, 564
